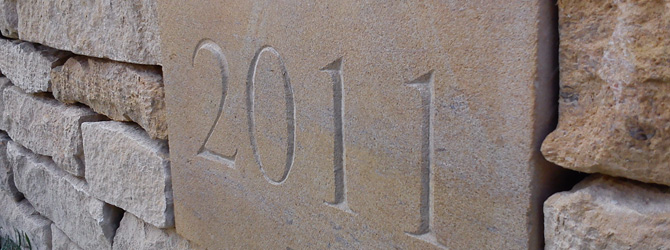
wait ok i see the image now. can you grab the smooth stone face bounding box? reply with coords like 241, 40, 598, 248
0, 0, 17, 38
0, 39, 70, 93
83, 121, 173, 228
113, 212, 202, 250
51, 224, 82, 250
158, 1, 561, 249
545, 175, 670, 249
0, 191, 52, 250
52, 57, 167, 139
542, 0, 670, 185
0, 131, 21, 200
2, 86, 104, 177
8, 142, 122, 250
17, 0, 160, 65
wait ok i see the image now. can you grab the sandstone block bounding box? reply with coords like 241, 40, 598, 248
53, 57, 167, 139
51, 224, 82, 250
83, 121, 173, 228
113, 213, 202, 250
17, 0, 160, 65
2, 86, 104, 176
545, 175, 670, 249
542, 0, 670, 185
0, 191, 51, 250
0, 39, 69, 93
0, 131, 21, 200
8, 141, 123, 250
0, 0, 17, 38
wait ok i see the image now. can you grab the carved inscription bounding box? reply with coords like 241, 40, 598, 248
193, 40, 237, 168
321, 58, 353, 213
247, 46, 296, 185
405, 71, 446, 249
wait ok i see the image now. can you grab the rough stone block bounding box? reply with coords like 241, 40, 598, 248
83, 121, 173, 228
51, 224, 82, 250
0, 77, 13, 127
0, 130, 21, 200
0, 0, 17, 38
2, 86, 104, 176
543, 0, 670, 185
113, 213, 202, 250
17, 0, 160, 65
53, 57, 167, 139
0, 191, 51, 250
0, 39, 69, 93
8, 141, 122, 250
545, 175, 670, 249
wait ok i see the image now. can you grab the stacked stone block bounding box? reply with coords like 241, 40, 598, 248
0, 0, 198, 249
542, 0, 670, 248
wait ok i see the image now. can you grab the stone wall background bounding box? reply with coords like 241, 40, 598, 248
0, 1, 200, 249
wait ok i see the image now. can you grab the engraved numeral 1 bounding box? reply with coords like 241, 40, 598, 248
321, 58, 353, 214
406, 71, 446, 249
193, 39, 237, 167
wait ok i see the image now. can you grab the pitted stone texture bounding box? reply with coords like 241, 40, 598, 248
0, 191, 52, 250
8, 142, 122, 250
0, 131, 21, 200
0, 77, 13, 125
2, 86, 104, 176
0, 39, 69, 93
0, 0, 17, 38
83, 121, 173, 228
51, 224, 82, 250
545, 175, 670, 249
113, 213, 202, 250
53, 57, 167, 139
17, 0, 160, 65
543, 0, 670, 185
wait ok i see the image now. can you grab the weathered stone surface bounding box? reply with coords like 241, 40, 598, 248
53, 57, 167, 139
0, 0, 17, 38
0, 191, 51, 250
83, 121, 173, 228
17, 0, 160, 65
0, 77, 13, 125
543, 0, 670, 185
158, 1, 563, 249
0, 131, 21, 200
0, 39, 69, 93
113, 213, 202, 250
545, 175, 670, 249
2, 86, 104, 176
51, 224, 82, 250
8, 141, 122, 250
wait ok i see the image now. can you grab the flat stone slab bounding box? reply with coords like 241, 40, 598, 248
113, 212, 202, 250
0, 130, 21, 200
0, 191, 52, 250
2, 86, 104, 176
83, 121, 173, 228
51, 224, 82, 250
8, 141, 122, 250
53, 57, 167, 139
158, 1, 562, 249
17, 0, 161, 65
0, 39, 70, 93
545, 175, 670, 249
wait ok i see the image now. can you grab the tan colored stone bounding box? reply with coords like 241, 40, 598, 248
0, 131, 21, 200
51, 224, 82, 250
0, 191, 52, 250
83, 121, 173, 228
542, 0, 670, 185
545, 175, 670, 249
8, 141, 122, 250
17, 0, 160, 65
0, 0, 17, 38
53, 57, 167, 139
0, 39, 69, 93
158, 1, 563, 249
113, 213, 203, 250
2, 86, 104, 177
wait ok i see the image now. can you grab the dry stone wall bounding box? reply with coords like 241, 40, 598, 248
0, 1, 199, 249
